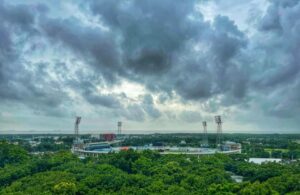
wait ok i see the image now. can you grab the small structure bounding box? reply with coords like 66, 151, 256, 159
29, 140, 40, 147
222, 141, 241, 151
102, 133, 116, 142
180, 140, 186, 145
120, 146, 129, 151
90, 134, 100, 139
202, 121, 208, 146
84, 143, 111, 151
117, 121, 122, 134
249, 158, 282, 164
74, 116, 81, 145
215, 116, 222, 148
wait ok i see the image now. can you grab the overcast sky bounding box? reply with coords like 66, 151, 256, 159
0, 0, 299, 134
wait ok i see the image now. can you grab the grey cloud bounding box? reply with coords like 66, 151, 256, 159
179, 111, 201, 123
65, 75, 122, 109
141, 94, 161, 119
157, 93, 169, 104
88, 0, 207, 80
0, 3, 35, 32
211, 16, 246, 61
143, 105, 161, 119
250, 0, 300, 119
0, 1, 70, 117
259, 3, 282, 32
40, 17, 122, 84
84, 93, 121, 109
36, 0, 249, 105
0, 62, 70, 117
1, 0, 300, 128
121, 104, 145, 122
142, 94, 154, 105
0, 0, 250, 118
111, 94, 161, 121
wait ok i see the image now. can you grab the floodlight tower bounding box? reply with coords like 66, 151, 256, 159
117, 121, 122, 135
202, 121, 208, 146
215, 115, 222, 148
74, 116, 81, 143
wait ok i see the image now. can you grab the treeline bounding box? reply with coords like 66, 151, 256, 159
122, 134, 300, 159
0, 142, 299, 194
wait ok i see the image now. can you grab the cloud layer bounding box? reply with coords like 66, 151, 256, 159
0, 0, 299, 133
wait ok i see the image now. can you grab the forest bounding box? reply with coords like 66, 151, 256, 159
0, 141, 299, 195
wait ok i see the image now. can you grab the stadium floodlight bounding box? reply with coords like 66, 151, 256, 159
74, 116, 81, 144
215, 115, 223, 149
202, 121, 208, 146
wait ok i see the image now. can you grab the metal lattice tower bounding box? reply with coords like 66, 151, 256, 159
117, 121, 122, 135
215, 115, 222, 148
202, 121, 208, 146
74, 116, 81, 143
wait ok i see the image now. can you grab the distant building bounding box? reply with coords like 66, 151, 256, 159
91, 134, 100, 139
222, 141, 241, 151
180, 140, 186, 145
249, 158, 282, 164
53, 136, 59, 141
101, 133, 116, 141
293, 139, 300, 144
29, 140, 40, 147
84, 143, 111, 151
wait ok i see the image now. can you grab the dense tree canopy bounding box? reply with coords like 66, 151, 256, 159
0, 142, 299, 194
0, 142, 29, 167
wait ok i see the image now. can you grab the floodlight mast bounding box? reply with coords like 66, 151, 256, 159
202, 121, 208, 146
75, 116, 81, 143
215, 115, 222, 148
117, 121, 122, 135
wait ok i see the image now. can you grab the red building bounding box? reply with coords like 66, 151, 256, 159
101, 133, 116, 141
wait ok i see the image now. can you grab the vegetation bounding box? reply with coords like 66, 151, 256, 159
2, 133, 300, 159
0, 141, 299, 194
122, 134, 300, 159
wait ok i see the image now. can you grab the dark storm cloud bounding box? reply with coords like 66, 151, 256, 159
157, 93, 169, 104
0, 2, 34, 91
87, 0, 248, 103
0, 2, 70, 116
84, 93, 121, 109
34, 0, 247, 116
141, 94, 161, 119
64, 72, 123, 109
266, 80, 300, 118
0, 0, 262, 119
40, 17, 122, 84
82, 88, 122, 109
0, 2, 35, 31
0, 61, 70, 117
1, 0, 300, 125
89, 0, 201, 75
259, 3, 282, 32
252, 0, 300, 118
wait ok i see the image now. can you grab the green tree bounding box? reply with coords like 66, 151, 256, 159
1, 171, 76, 195
0, 142, 29, 167
53, 182, 77, 195
239, 181, 279, 195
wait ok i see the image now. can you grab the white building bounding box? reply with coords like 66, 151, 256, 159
249, 158, 282, 164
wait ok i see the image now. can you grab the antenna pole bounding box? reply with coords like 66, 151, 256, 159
74, 116, 81, 144
215, 116, 222, 149
117, 121, 122, 135
202, 121, 208, 146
